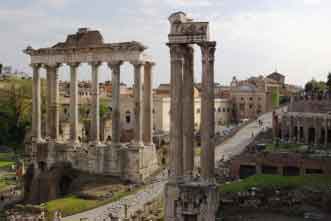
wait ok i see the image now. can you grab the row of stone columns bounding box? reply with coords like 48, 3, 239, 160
31, 61, 154, 147
280, 117, 330, 147
169, 41, 216, 183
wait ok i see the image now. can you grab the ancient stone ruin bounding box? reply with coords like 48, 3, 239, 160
165, 12, 219, 221
23, 28, 158, 204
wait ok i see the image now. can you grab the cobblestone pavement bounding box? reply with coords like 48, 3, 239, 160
63, 110, 279, 220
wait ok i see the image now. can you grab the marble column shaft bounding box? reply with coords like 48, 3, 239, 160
32, 64, 42, 142
69, 63, 80, 143
47, 64, 60, 140
109, 61, 122, 145
183, 45, 194, 176
169, 44, 185, 179
143, 62, 154, 145
90, 62, 101, 144
199, 42, 216, 182
46, 67, 52, 138
132, 61, 144, 145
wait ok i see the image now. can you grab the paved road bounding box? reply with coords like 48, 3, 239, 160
215, 111, 273, 162
63, 110, 277, 220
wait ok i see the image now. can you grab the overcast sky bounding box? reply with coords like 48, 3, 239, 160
1, 0, 331, 86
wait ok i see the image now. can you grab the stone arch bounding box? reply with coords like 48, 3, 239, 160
308, 127, 315, 144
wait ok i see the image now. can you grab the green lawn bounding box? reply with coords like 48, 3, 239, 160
266, 143, 304, 151
219, 175, 331, 193
0, 152, 15, 169
44, 190, 134, 219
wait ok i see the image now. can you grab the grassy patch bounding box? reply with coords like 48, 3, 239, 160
219, 175, 331, 193
266, 143, 304, 151
44, 190, 134, 219
0, 152, 15, 169
0, 172, 16, 191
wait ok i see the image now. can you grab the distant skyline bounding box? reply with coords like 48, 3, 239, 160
1, 0, 331, 86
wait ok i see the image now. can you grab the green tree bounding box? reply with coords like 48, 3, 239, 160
0, 79, 32, 152
327, 72, 331, 92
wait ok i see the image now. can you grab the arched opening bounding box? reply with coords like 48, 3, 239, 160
299, 127, 304, 142
24, 164, 35, 200
293, 126, 298, 141
320, 129, 325, 144
308, 127, 315, 144
38, 161, 47, 172
58, 175, 72, 197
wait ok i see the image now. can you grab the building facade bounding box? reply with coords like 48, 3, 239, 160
274, 95, 331, 147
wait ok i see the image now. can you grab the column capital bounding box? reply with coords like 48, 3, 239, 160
89, 61, 102, 67
67, 62, 80, 68
167, 43, 186, 60
30, 63, 42, 69
108, 61, 123, 70
199, 41, 216, 61
44, 63, 62, 70
145, 61, 156, 67
130, 60, 145, 67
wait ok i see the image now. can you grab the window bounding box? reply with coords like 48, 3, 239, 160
241, 97, 244, 101
249, 97, 253, 101
223, 108, 226, 112
227, 108, 230, 112
218, 107, 221, 112
152, 109, 156, 114
249, 104, 253, 109
197, 108, 200, 113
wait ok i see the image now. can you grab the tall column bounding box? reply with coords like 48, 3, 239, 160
131, 61, 144, 146
90, 62, 101, 144
183, 45, 194, 176
288, 118, 293, 142
108, 61, 122, 145
199, 41, 216, 182
143, 62, 154, 145
168, 43, 185, 179
46, 64, 60, 141
32, 64, 42, 142
69, 63, 80, 144
46, 67, 52, 139
326, 120, 329, 147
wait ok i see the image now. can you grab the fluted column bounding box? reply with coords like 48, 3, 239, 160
69, 62, 80, 144
131, 61, 144, 146
143, 62, 154, 145
90, 62, 101, 144
168, 43, 185, 179
32, 64, 42, 142
183, 45, 194, 176
108, 61, 122, 145
199, 41, 216, 182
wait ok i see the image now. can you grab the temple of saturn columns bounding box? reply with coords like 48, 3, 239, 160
23, 28, 158, 189
165, 12, 219, 221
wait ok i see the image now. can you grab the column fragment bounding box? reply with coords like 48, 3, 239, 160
32, 64, 42, 142
143, 62, 154, 145
132, 61, 144, 146
183, 46, 194, 176
199, 41, 216, 182
108, 61, 122, 145
69, 63, 80, 143
168, 44, 185, 179
90, 62, 101, 144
